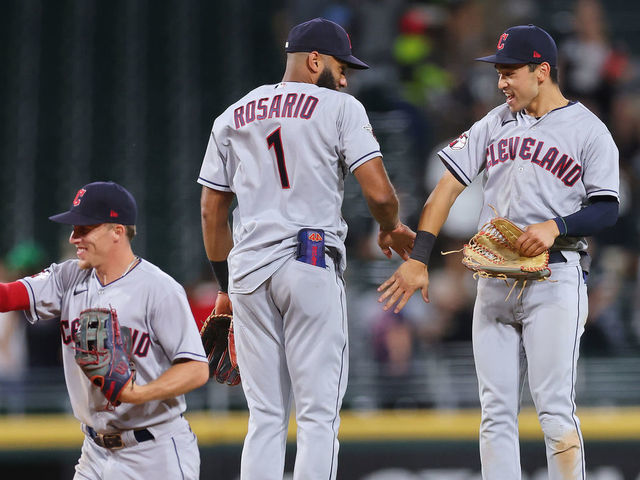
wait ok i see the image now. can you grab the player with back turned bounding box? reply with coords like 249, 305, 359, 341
198, 17, 414, 480
0, 181, 209, 479
378, 25, 619, 479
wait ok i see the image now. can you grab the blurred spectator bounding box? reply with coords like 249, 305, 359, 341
186, 262, 220, 332
0, 261, 27, 413
560, 0, 631, 123
581, 244, 637, 354
6, 241, 63, 370
371, 309, 418, 408
0, 241, 48, 413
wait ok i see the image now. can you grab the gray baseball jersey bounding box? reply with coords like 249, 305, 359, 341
19, 258, 206, 432
439, 101, 619, 249
438, 101, 619, 479
198, 81, 381, 293
198, 80, 381, 479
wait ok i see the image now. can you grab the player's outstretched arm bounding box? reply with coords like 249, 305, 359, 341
378, 259, 429, 312
377, 170, 465, 312
0, 281, 30, 312
353, 157, 415, 259
377, 223, 416, 260
118, 359, 209, 405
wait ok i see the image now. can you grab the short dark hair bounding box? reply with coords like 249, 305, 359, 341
125, 225, 136, 241
528, 63, 558, 84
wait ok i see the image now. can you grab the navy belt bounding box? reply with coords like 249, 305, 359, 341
549, 251, 566, 264
87, 426, 154, 450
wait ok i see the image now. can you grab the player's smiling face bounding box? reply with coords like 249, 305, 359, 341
496, 64, 540, 112
69, 223, 115, 270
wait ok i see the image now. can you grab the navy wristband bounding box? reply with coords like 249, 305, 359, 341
410, 231, 436, 265
553, 217, 568, 236
209, 260, 229, 293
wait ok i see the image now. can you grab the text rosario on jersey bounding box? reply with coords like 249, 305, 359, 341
486, 136, 582, 187
234, 93, 319, 129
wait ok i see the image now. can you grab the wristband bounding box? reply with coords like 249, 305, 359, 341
209, 260, 229, 293
410, 231, 436, 265
553, 216, 567, 236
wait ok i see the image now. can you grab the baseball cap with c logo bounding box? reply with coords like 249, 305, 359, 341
49, 181, 137, 226
475, 24, 557, 67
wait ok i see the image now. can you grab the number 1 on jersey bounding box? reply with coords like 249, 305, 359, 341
267, 127, 290, 189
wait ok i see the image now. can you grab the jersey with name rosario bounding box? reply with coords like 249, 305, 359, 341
198, 81, 381, 293
19, 258, 207, 432
439, 101, 619, 252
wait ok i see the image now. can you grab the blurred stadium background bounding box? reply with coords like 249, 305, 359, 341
2, 0, 640, 478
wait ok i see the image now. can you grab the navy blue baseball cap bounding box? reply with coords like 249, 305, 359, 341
285, 17, 369, 70
476, 25, 557, 67
49, 181, 137, 225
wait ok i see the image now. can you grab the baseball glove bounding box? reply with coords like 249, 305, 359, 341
200, 292, 240, 386
72, 307, 134, 406
461, 216, 551, 281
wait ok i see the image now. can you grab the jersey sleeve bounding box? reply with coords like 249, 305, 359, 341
582, 130, 620, 201
197, 123, 232, 192
148, 281, 207, 363
19, 261, 71, 323
338, 95, 382, 173
437, 116, 493, 186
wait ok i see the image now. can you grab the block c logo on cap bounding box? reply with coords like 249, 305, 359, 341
497, 33, 509, 50
72, 189, 86, 206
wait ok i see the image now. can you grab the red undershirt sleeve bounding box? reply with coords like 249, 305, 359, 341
0, 281, 30, 312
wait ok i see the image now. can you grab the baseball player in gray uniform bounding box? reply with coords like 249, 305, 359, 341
198, 18, 414, 480
0, 181, 209, 480
378, 25, 619, 479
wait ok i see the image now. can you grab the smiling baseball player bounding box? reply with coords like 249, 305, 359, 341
379, 25, 619, 479
0, 181, 209, 479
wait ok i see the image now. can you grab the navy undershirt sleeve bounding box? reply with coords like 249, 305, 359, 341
554, 196, 619, 237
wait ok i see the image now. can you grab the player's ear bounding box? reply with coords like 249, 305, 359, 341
537, 62, 550, 82
111, 224, 126, 238
307, 51, 321, 74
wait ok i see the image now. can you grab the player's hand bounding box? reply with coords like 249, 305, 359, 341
377, 259, 429, 313
213, 291, 232, 315
515, 219, 560, 257
378, 222, 416, 260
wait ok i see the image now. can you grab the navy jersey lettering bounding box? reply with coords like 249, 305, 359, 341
245, 100, 256, 123
256, 98, 269, 120
234, 106, 245, 129
293, 94, 306, 117
133, 331, 151, 357
282, 93, 297, 117
530, 141, 545, 165
562, 164, 582, 186
519, 137, 535, 160
299, 96, 319, 119
234, 93, 320, 128
539, 147, 558, 170
268, 95, 283, 118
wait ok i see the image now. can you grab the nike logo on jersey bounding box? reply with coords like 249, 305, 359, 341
486, 136, 582, 187
233, 93, 319, 129
73, 287, 88, 295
